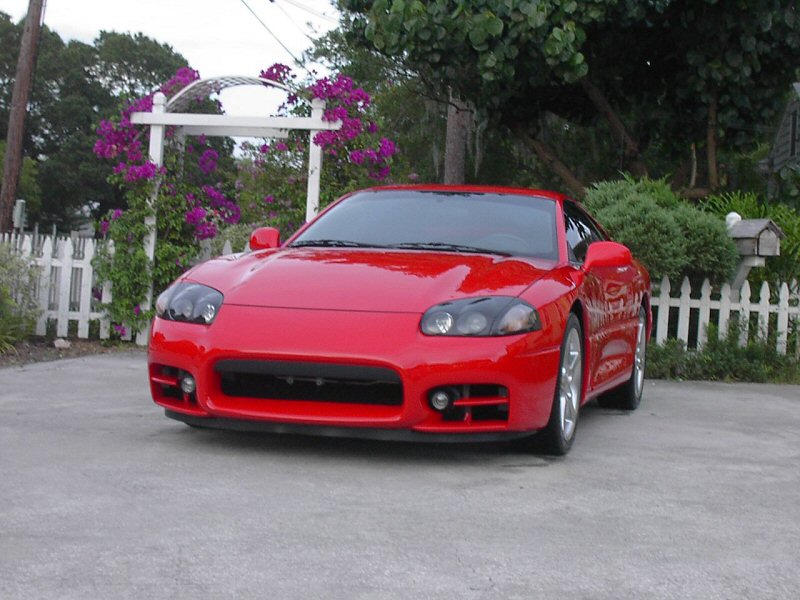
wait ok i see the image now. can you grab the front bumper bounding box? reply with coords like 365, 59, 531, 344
148, 304, 561, 436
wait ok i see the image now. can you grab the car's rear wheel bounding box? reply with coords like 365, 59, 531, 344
537, 313, 583, 455
597, 305, 647, 410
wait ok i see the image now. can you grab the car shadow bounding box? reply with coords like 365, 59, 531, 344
161, 399, 633, 466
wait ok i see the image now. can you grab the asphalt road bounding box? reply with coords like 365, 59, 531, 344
1, 353, 799, 599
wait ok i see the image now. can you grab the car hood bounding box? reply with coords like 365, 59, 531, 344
186, 248, 554, 313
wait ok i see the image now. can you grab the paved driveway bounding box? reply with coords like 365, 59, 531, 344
1, 353, 798, 599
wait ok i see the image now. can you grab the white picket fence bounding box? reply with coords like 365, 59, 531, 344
1, 233, 238, 343
1, 233, 112, 339
3, 233, 800, 354
650, 275, 800, 356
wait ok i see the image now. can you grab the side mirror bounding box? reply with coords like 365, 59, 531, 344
583, 241, 632, 270
249, 227, 280, 250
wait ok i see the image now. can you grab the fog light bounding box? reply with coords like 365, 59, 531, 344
180, 374, 196, 394
430, 390, 452, 411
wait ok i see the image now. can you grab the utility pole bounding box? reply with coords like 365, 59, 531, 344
0, 0, 45, 233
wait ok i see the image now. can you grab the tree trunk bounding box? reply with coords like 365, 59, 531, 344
579, 77, 648, 178
0, 0, 45, 232
443, 91, 470, 185
680, 187, 712, 200
706, 97, 719, 191
527, 135, 587, 199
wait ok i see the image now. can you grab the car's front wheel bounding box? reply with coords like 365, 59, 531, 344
537, 313, 583, 455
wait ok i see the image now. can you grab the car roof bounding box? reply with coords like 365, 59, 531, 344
355, 184, 567, 203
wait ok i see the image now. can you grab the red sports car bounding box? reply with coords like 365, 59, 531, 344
149, 185, 651, 454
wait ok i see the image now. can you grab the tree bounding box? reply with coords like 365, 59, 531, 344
340, 0, 800, 197
0, 13, 192, 228
306, 27, 535, 186
92, 31, 188, 101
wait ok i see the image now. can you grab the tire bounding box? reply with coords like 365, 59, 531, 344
597, 305, 647, 411
537, 313, 584, 456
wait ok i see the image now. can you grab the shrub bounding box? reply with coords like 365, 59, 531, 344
585, 176, 738, 284
0, 245, 40, 354
672, 205, 739, 286
586, 174, 681, 211
589, 194, 686, 280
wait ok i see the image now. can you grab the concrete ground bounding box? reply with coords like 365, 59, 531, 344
1, 353, 798, 599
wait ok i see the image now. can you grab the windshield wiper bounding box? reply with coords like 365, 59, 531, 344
387, 242, 512, 256
290, 239, 386, 249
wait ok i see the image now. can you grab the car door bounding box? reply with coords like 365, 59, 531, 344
563, 201, 638, 391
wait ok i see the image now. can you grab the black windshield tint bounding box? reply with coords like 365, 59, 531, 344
291, 190, 558, 260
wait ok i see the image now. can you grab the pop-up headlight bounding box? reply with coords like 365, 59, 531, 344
420, 297, 541, 337
155, 283, 224, 324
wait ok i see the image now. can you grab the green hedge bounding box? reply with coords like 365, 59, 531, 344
646, 324, 800, 384
585, 176, 738, 284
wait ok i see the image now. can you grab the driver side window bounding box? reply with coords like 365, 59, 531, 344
564, 201, 605, 263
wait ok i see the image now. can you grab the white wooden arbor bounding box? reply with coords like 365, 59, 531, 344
128, 75, 342, 343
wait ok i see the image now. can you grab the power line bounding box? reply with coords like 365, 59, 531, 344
237, 0, 304, 67
280, 0, 338, 24
273, 1, 315, 43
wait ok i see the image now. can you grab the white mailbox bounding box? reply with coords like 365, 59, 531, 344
727, 218, 784, 257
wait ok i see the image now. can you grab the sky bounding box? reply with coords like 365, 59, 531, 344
0, 0, 340, 114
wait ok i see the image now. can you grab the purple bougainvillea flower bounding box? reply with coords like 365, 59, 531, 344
185, 206, 207, 225
194, 221, 218, 240
379, 138, 396, 158
198, 149, 219, 175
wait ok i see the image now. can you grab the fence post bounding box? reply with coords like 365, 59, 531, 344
655, 275, 670, 344
677, 277, 692, 344
697, 279, 712, 349
756, 281, 771, 343
34, 236, 53, 335
719, 282, 732, 340
77, 239, 95, 338
98, 241, 113, 340
55, 238, 74, 338
777, 282, 790, 355
738, 281, 751, 347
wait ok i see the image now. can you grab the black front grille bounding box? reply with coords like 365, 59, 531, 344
215, 359, 403, 406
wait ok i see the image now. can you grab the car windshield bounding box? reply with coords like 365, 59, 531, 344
290, 190, 558, 260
